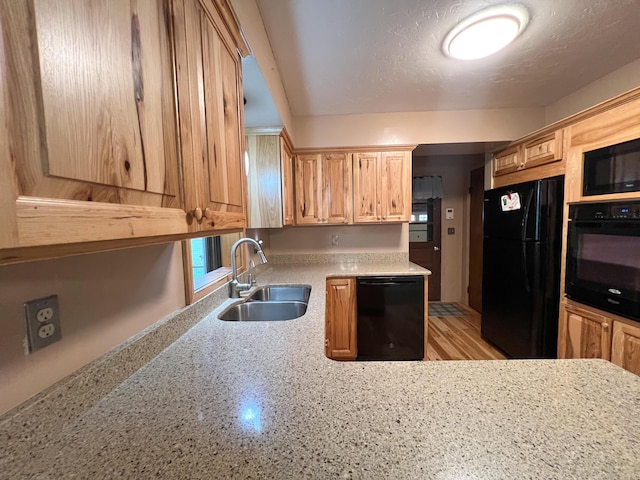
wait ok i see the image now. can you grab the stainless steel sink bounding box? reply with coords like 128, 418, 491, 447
218, 300, 308, 321
246, 284, 312, 303
218, 284, 312, 321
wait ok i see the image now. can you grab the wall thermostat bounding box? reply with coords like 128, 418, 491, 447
445, 208, 454, 220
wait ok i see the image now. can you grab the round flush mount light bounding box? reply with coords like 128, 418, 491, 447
442, 4, 530, 60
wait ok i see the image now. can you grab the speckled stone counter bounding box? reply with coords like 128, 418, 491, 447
2, 262, 640, 479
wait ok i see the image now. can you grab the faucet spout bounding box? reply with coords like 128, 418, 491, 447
229, 237, 268, 298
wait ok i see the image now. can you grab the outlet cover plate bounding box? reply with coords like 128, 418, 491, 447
25, 295, 62, 352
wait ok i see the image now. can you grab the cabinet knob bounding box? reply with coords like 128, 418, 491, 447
434, 246, 440, 251
203, 208, 211, 219
192, 207, 203, 220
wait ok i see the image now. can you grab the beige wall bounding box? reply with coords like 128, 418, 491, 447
269, 224, 408, 254
413, 154, 483, 303
293, 108, 545, 148
545, 58, 640, 125
0, 243, 185, 415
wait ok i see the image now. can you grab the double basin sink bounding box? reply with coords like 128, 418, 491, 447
218, 284, 312, 321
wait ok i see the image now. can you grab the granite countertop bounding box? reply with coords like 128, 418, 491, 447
2, 261, 640, 479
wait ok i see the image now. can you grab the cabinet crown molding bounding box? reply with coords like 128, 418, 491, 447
294, 145, 417, 155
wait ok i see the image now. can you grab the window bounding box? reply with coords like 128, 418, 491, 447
191, 236, 222, 284
182, 232, 242, 304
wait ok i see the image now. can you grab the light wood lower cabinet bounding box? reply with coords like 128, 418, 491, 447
611, 321, 640, 376
558, 303, 611, 360
559, 302, 640, 376
325, 278, 357, 360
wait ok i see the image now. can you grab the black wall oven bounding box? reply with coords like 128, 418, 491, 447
566, 201, 640, 320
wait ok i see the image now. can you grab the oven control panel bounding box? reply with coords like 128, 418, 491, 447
611, 205, 640, 218
570, 201, 640, 220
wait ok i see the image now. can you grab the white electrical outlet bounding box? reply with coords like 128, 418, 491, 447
38, 324, 56, 338
331, 234, 339, 246
25, 295, 62, 352
36, 307, 54, 322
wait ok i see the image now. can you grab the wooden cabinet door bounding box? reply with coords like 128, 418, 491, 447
173, 0, 245, 233
294, 154, 323, 224
323, 153, 353, 224
380, 151, 411, 222
0, 0, 186, 249
246, 134, 282, 228
353, 152, 380, 223
558, 304, 612, 360
281, 136, 295, 226
493, 146, 521, 176
522, 130, 563, 170
611, 321, 640, 376
325, 278, 357, 360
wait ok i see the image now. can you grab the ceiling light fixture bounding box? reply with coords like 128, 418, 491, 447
442, 4, 530, 60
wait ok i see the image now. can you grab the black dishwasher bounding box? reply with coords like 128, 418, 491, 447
356, 276, 424, 361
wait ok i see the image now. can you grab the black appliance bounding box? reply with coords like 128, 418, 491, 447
565, 200, 640, 321
481, 176, 564, 358
583, 137, 640, 196
356, 276, 424, 360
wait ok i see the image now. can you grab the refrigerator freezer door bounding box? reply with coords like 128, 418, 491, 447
484, 180, 541, 241
481, 238, 545, 358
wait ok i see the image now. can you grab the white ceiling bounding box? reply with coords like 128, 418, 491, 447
253, 0, 640, 117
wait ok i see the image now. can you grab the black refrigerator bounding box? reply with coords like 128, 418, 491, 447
481, 175, 564, 358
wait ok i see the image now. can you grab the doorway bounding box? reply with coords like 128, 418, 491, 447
409, 198, 442, 300
468, 167, 484, 312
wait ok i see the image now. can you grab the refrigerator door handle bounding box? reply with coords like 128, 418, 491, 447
521, 243, 531, 293
519, 190, 534, 294
521, 189, 535, 242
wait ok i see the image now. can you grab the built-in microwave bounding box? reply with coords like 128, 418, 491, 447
565, 201, 640, 321
583, 137, 640, 196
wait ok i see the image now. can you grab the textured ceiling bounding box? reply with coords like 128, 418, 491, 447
255, 0, 640, 117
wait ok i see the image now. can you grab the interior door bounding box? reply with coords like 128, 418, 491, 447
468, 167, 484, 312
409, 198, 441, 300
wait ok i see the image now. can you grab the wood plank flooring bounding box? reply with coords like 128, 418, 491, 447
427, 303, 506, 361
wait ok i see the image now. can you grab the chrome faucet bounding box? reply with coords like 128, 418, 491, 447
229, 238, 268, 298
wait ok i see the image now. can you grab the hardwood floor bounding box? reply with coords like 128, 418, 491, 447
427, 303, 507, 361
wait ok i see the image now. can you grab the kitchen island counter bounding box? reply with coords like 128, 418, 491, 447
2, 262, 639, 479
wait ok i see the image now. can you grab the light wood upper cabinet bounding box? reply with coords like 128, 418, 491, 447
353, 153, 380, 222
558, 303, 612, 360
294, 154, 323, 224
380, 151, 411, 222
245, 128, 294, 228
611, 321, 640, 376
281, 135, 295, 226
295, 153, 352, 225
493, 146, 521, 176
173, 0, 246, 233
0, 0, 248, 264
353, 151, 411, 223
0, 0, 186, 252
492, 130, 564, 188
522, 131, 563, 169
323, 153, 353, 224
325, 277, 357, 360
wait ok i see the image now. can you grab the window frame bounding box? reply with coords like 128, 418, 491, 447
181, 230, 246, 305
